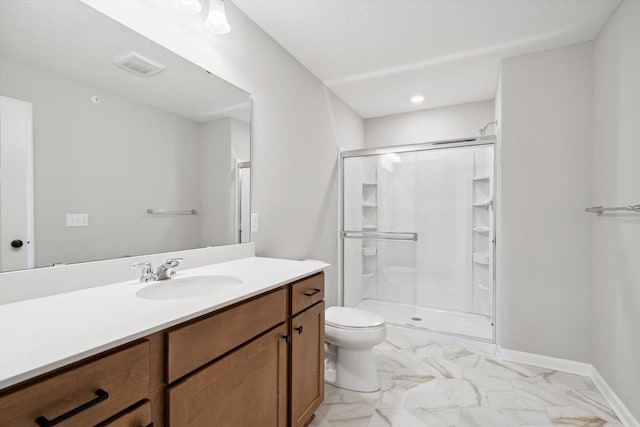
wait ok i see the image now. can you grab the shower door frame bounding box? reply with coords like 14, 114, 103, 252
339, 135, 498, 343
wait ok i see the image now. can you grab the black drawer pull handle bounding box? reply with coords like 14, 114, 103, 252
282, 334, 291, 343
35, 389, 108, 426
142, 423, 154, 427
295, 325, 304, 334
304, 288, 321, 297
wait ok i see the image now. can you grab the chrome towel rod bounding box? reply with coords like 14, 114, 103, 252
342, 230, 418, 241
146, 208, 198, 215
585, 204, 640, 214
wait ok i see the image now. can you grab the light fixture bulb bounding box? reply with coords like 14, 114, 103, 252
172, 0, 202, 15
410, 95, 425, 103
204, 0, 231, 34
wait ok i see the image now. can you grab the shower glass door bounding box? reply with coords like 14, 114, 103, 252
343, 151, 419, 321
341, 141, 495, 341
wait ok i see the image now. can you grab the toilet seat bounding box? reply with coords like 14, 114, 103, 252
325, 306, 385, 329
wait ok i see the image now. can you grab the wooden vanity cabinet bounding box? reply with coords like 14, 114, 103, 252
290, 301, 325, 427
164, 272, 325, 427
0, 271, 325, 427
165, 288, 288, 384
288, 274, 325, 427
167, 324, 288, 427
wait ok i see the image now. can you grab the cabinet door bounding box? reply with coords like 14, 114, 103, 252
291, 302, 325, 427
167, 324, 288, 427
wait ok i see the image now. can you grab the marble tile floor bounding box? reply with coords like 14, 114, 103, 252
310, 326, 622, 427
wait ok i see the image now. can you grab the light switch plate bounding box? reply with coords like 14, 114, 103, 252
250, 213, 259, 232
66, 213, 89, 227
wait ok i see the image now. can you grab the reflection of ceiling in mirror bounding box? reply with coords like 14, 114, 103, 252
0, 0, 250, 123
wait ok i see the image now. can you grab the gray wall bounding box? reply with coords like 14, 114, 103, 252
199, 118, 233, 247
81, 0, 366, 306
498, 43, 594, 362
364, 100, 495, 148
0, 55, 203, 267
592, 0, 640, 419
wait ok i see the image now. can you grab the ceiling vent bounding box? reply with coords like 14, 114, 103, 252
113, 52, 165, 77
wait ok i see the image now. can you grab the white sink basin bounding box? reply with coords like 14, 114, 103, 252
136, 275, 243, 300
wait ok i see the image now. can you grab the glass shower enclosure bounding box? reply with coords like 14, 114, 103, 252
341, 138, 496, 341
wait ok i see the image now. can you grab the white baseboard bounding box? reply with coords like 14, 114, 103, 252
497, 347, 592, 376
498, 347, 639, 427
590, 366, 639, 427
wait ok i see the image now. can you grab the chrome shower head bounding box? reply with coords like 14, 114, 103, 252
479, 120, 498, 136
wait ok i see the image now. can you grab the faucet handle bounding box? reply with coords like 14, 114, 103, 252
131, 261, 152, 270
132, 261, 155, 282
155, 258, 183, 280
165, 257, 183, 266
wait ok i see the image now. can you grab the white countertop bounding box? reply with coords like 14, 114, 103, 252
0, 256, 328, 390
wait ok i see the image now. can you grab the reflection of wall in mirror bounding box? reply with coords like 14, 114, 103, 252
199, 117, 250, 248
0, 55, 247, 268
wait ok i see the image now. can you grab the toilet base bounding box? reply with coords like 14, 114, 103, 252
325, 347, 380, 393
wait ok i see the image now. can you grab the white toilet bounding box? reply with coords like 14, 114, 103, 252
324, 306, 386, 392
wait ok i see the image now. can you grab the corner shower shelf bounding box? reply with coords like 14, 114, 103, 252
362, 182, 378, 186
362, 247, 377, 256
362, 203, 377, 208
361, 273, 375, 279
473, 175, 490, 181
472, 226, 490, 234
362, 225, 378, 230
473, 253, 490, 265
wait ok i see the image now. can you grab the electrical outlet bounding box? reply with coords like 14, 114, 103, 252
66, 213, 89, 227
250, 213, 259, 232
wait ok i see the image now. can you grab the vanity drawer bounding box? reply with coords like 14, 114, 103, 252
98, 400, 152, 427
291, 273, 324, 315
0, 341, 149, 427
166, 287, 287, 383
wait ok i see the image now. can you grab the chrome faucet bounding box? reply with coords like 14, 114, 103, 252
131, 258, 183, 282
132, 261, 156, 282
155, 258, 183, 281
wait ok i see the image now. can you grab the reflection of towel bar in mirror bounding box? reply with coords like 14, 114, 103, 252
342, 231, 418, 241
146, 209, 198, 215
585, 204, 640, 214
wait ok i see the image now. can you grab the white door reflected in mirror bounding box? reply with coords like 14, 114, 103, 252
0, 96, 34, 271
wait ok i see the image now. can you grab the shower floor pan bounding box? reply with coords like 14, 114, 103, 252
354, 298, 493, 341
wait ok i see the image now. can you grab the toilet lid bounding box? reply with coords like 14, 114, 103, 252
325, 306, 385, 328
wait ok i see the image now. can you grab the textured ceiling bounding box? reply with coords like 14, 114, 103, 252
234, 0, 621, 118
0, 0, 250, 123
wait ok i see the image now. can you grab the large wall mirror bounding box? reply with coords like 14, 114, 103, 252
0, 0, 251, 272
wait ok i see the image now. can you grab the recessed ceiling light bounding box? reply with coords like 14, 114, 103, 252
410, 95, 425, 103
